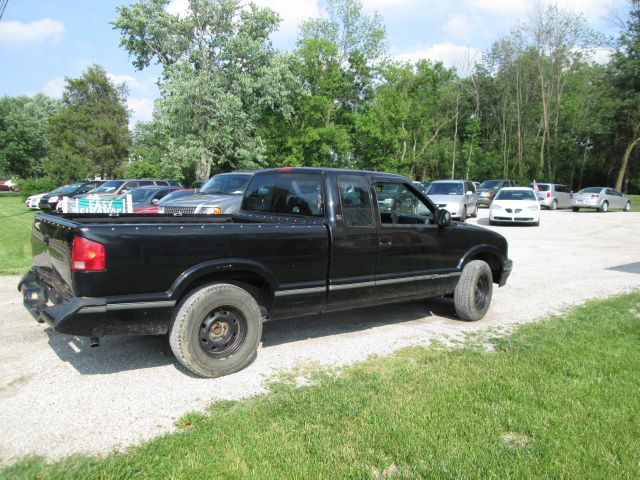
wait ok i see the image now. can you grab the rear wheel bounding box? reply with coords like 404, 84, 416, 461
461, 206, 467, 222
550, 199, 558, 210
454, 260, 493, 321
471, 203, 477, 218
624, 201, 631, 212
169, 283, 262, 378
571, 207, 579, 212
600, 201, 609, 213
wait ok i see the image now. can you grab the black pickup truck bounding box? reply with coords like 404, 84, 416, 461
19, 168, 512, 377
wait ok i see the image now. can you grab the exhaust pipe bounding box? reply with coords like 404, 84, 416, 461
90, 336, 100, 348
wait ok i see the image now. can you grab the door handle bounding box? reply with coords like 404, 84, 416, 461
379, 237, 392, 247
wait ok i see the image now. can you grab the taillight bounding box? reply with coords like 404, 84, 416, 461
71, 237, 106, 271
546, 191, 551, 198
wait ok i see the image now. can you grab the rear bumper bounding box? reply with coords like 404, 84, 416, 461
19, 268, 175, 337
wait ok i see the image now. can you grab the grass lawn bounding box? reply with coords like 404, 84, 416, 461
627, 194, 640, 212
3, 293, 639, 479
0, 195, 35, 275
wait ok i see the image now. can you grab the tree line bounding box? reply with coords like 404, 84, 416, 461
1, 0, 638, 193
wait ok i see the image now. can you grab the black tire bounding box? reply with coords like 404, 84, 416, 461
471, 203, 477, 218
489, 220, 497, 226
624, 201, 631, 212
600, 201, 609, 213
454, 260, 493, 321
571, 207, 579, 212
169, 283, 262, 378
550, 199, 558, 211
461, 206, 467, 222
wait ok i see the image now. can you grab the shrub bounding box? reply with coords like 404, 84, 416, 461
16, 177, 58, 198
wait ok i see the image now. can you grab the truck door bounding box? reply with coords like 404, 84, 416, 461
325, 174, 379, 311
373, 179, 461, 301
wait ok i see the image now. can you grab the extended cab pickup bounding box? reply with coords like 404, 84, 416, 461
20, 168, 512, 377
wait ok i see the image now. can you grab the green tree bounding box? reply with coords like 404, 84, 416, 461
46, 65, 130, 183
113, 0, 300, 180
0, 94, 60, 178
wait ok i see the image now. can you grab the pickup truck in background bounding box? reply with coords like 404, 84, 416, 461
19, 168, 512, 378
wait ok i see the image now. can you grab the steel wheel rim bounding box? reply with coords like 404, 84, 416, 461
474, 274, 490, 311
199, 307, 246, 358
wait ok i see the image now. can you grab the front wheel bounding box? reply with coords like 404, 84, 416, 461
471, 203, 478, 218
461, 206, 467, 222
600, 201, 609, 213
454, 260, 493, 321
169, 283, 262, 378
550, 199, 558, 210
571, 207, 579, 212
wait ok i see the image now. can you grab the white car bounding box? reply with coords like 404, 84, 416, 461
25, 192, 48, 210
489, 187, 540, 226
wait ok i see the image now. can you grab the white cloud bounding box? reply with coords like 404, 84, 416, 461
42, 77, 66, 98
0, 18, 64, 46
442, 14, 475, 42
127, 97, 155, 125
107, 73, 149, 94
469, 0, 530, 15
253, 0, 319, 35
395, 43, 481, 72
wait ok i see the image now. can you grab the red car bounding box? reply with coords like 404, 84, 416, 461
135, 189, 197, 213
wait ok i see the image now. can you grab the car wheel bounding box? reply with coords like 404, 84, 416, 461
169, 283, 262, 378
454, 260, 493, 321
533, 220, 540, 226
571, 207, 579, 212
461, 206, 467, 222
600, 201, 609, 213
550, 199, 558, 210
489, 220, 497, 226
624, 201, 631, 212
471, 203, 477, 218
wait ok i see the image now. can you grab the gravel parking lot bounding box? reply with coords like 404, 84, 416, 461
1, 208, 639, 463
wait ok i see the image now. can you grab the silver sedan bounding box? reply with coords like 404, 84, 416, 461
571, 187, 631, 212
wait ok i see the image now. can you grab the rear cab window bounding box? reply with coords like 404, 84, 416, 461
242, 173, 324, 217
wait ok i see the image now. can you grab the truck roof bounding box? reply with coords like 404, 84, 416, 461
256, 167, 407, 181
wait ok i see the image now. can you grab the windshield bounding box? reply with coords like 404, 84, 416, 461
495, 190, 536, 201
479, 180, 501, 189
120, 188, 159, 202
200, 174, 250, 195
426, 182, 463, 195
92, 180, 124, 193
578, 187, 603, 194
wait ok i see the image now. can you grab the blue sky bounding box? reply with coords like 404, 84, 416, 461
0, 0, 629, 125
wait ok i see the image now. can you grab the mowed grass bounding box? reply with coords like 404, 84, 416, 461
3, 293, 639, 479
628, 194, 640, 212
0, 195, 35, 275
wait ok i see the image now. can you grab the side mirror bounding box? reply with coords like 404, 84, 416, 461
437, 209, 452, 228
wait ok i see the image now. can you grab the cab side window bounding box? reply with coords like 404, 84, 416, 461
242, 173, 324, 217
337, 175, 374, 227
375, 182, 432, 225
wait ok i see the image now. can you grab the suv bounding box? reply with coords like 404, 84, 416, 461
77, 179, 181, 200
424, 180, 478, 220
530, 183, 571, 210
477, 180, 516, 207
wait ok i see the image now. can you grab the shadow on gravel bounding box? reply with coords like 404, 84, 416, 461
606, 262, 640, 275
43, 297, 462, 375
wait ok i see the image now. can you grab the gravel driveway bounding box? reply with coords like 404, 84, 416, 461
1, 208, 639, 463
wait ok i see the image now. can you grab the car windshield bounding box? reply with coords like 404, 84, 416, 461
531, 184, 550, 191
426, 182, 463, 195
200, 175, 250, 195
92, 180, 124, 193
579, 187, 603, 194
495, 190, 536, 201
479, 180, 501, 189
50, 183, 83, 195
119, 188, 159, 202
158, 190, 196, 205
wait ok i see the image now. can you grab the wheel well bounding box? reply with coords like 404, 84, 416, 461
467, 252, 502, 284
179, 271, 274, 313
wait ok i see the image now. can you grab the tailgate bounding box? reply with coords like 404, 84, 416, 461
31, 214, 79, 296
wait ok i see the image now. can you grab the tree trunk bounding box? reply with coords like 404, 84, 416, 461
196, 155, 211, 181
615, 123, 640, 191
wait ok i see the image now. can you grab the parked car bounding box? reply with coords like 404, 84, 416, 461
530, 182, 571, 210
139, 178, 183, 188
116, 185, 180, 213
135, 189, 198, 214
38, 181, 105, 211
0, 179, 16, 191
25, 192, 48, 209
77, 179, 180, 201
571, 187, 631, 212
477, 179, 516, 207
20, 167, 512, 378
489, 187, 540, 226
425, 180, 478, 221
159, 172, 254, 215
